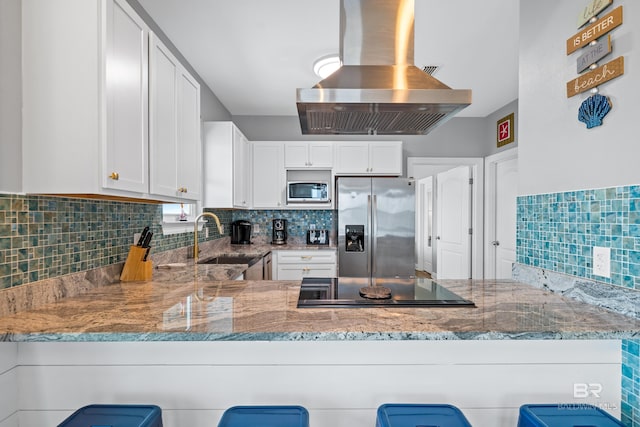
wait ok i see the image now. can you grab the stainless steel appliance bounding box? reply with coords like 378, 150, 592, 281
297, 277, 474, 308
230, 220, 252, 244
272, 218, 287, 245
296, 0, 471, 135
287, 181, 329, 203
337, 177, 415, 279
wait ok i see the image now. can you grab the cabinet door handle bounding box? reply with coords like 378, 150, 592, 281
109, 172, 119, 180
301, 255, 312, 260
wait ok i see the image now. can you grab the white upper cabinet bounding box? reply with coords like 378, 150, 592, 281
334, 141, 403, 175
22, 0, 150, 197
252, 142, 285, 208
203, 122, 251, 209
284, 142, 333, 168
103, 0, 149, 194
149, 33, 201, 201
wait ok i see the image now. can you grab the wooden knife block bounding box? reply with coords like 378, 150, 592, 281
120, 245, 153, 282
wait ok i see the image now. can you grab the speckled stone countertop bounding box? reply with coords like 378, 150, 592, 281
0, 257, 638, 341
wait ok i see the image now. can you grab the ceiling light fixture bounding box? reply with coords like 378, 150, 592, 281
313, 55, 341, 79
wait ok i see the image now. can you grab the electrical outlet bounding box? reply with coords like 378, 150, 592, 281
593, 246, 611, 278
220, 225, 225, 234
310, 224, 316, 230
205, 227, 209, 238
254, 224, 260, 233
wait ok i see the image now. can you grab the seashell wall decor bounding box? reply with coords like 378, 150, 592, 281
578, 93, 612, 129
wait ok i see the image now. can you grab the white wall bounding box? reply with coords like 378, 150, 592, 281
12, 340, 620, 427
0, 0, 22, 193
0, 343, 18, 427
519, 0, 638, 196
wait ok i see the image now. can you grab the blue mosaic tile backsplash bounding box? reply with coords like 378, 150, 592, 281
0, 194, 231, 289
517, 185, 640, 290
232, 209, 334, 240
622, 339, 639, 427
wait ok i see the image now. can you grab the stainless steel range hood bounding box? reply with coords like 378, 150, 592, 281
296, 0, 471, 135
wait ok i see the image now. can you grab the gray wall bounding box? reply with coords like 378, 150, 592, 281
233, 113, 503, 171
126, 0, 231, 121
519, 0, 637, 195
0, 0, 22, 193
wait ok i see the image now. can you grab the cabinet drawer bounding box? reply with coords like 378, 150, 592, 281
276, 251, 336, 264
276, 264, 336, 280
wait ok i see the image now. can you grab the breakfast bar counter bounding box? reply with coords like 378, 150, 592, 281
0, 262, 638, 341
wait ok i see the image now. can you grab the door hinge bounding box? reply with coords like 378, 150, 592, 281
469, 228, 473, 235
469, 178, 473, 185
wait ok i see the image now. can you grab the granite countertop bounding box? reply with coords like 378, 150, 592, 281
0, 258, 638, 341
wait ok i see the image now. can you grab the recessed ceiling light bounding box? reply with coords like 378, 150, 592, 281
313, 55, 342, 79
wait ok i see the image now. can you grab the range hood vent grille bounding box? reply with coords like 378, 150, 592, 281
304, 109, 448, 135
296, 0, 471, 135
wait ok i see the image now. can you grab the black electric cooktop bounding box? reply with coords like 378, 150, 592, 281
297, 277, 475, 308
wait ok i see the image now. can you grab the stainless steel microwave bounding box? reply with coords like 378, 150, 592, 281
287, 181, 330, 203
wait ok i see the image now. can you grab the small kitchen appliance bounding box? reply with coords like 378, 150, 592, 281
272, 219, 287, 245
286, 181, 329, 203
231, 220, 252, 245
307, 229, 329, 245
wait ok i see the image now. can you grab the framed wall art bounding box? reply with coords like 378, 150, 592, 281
497, 113, 515, 147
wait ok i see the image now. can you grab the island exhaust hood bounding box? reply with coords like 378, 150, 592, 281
296, 0, 471, 135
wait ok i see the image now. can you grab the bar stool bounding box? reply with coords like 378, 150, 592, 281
57, 404, 163, 427
218, 405, 309, 427
376, 404, 472, 427
518, 404, 624, 427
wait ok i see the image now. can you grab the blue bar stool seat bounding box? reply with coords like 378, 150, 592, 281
518, 404, 624, 427
376, 403, 472, 427
58, 404, 163, 427
218, 405, 309, 427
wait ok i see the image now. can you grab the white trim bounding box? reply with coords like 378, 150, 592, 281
407, 157, 484, 279
484, 147, 518, 279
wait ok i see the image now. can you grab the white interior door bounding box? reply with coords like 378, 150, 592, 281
494, 157, 518, 278
421, 177, 434, 273
436, 166, 471, 279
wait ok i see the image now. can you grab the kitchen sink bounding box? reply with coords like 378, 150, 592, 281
198, 255, 261, 266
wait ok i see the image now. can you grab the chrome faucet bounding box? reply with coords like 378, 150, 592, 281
193, 212, 223, 261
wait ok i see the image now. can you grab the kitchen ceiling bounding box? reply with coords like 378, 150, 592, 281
137, 0, 519, 118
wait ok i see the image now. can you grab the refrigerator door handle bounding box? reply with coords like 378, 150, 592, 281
372, 194, 378, 275
367, 195, 372, 275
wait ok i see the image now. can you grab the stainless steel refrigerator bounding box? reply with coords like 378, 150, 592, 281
337, 177, 415, 279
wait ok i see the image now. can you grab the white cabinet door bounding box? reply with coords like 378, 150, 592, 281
233, 126, 251, 208
284, 142, 334, 168
149, 34, 201, 201
369, 142, 403, 175
252, 143, 285, 208
283, 144, 308, 168
334, 143, 371, 174
203, 122, 250, 208
176, 69, 201, 200
308, 143, 334, 167
334, 142, 402, 175
149, 33, 179, 198
103, 0, 149, 193
274, 250, 337, 280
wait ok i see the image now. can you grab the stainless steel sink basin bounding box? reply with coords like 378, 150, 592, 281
198, 255, 261, 266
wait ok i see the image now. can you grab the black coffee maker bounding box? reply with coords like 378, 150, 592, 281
231, 220, 252, 244
272, 218, 287, 245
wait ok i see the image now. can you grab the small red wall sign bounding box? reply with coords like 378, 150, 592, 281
497, 113, 515, 147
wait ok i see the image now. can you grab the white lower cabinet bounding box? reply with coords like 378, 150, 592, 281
274, 250, 337, 280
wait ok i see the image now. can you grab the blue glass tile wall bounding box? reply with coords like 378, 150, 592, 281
0, 194, 230, 289
622, 339, 639, 427
516, 185, 640, 290
233, 209, 334, 239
